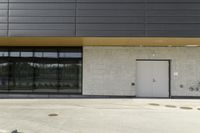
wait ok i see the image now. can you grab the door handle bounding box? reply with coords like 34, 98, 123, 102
153, 78, 156, 82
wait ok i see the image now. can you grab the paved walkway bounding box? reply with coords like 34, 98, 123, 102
0, 99, 199, 133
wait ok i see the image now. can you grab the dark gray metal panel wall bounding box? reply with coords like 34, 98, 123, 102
0, 0, 200, 37
146, 0, 200, 37
9, 0, 76, 36
76, 0, 145, 36
0, 0, 7, 36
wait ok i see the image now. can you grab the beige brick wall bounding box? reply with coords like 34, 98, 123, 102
83, 46, 200, 97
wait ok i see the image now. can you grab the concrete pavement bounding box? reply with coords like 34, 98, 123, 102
0, 99, 199, 133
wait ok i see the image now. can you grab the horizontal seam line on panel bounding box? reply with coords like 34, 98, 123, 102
146, 23, 200, 24
10, 29, 75, 30
76, 16, 144, 17
77, 22, 200, 25
9, 16, 76, 17
9, 22, 75, 24
147, 15, 200, 18
147, 29, 200, 32
145, 9, 200, 10
77, 2, 200, 3
76, 9, 144, 10
73, 30, 145, 31
146, 22, 200, 23
9, 9, 76, 10
9, 15, 75, 16
9, 2, 76, 3
76, 23, 144, 24
8, 9, 142, 10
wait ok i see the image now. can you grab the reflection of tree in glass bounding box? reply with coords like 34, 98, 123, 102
59, 64, 81, 89
0, 63, 9, 88
11, 62, 34, 89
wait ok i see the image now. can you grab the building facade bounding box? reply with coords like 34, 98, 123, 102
0, 0, 200, 98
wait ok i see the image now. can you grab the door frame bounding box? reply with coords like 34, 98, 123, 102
136, 59, 171, 98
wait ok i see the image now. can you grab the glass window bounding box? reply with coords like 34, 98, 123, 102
59, 52, 82, 58
21, 52, 33, 57
0, 47, 82, 94
58, 60, 82, 93
34, 59, 58, 92
0, 60, 9, 91
0, 51, 8, 57
35, 52, 58, 58
8, 59, 34, 91
43, 52, 58, 58
35, 52, 43, 57
10, 52, 20, 57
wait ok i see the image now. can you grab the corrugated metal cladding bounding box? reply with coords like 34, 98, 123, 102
0, 0, 200, 36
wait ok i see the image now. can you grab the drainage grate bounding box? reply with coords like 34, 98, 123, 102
149, 103, 160, 106
180, 107, 193, 110
11, 130, 23, 133
165, 105, 177, 108
48, 113, 59, 117
11, 130, 18, 133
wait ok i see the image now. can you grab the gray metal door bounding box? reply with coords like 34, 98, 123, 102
136, 61, 169, 98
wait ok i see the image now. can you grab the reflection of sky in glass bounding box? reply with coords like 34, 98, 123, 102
27, 63, 34, 67
44, 52, 58, 58
58, 64, 76, 67
10, 52, 20, 57
0, 63, 8, 67
0, 50, 82, 59
0, 52, 8, 57
34, 63, 58, 67
21, 52, 33, 57
59, 52, 81, 58
35, 52, 58, 58
35, 52, 43, 57
46, 64, 58, 67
